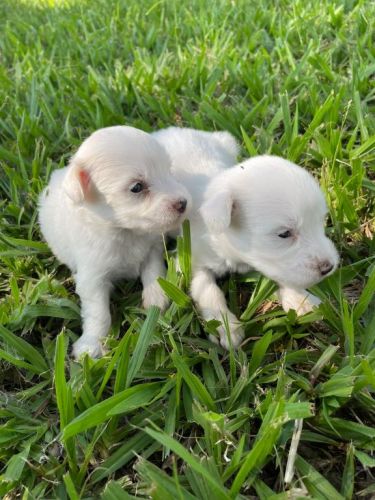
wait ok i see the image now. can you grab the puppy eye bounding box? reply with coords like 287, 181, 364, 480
130, 182, 144, 193
278, 230, 292, 239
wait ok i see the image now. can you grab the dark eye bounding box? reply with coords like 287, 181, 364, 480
130, 182, 144, 193
278, 230, 292, 238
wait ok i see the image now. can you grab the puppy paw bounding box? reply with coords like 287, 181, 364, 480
142, 282, 169, 312
279, 288, 321, 316
208, 313, 244, 350
72, 336, 105, 359
233, 262, 252, 274
218, 321, 244, 350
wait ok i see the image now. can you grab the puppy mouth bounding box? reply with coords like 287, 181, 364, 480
287, 273, 331, 290
144, 213, 186, 233
276, 270, 327, 290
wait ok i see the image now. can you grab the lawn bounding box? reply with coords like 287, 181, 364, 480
0, 0, 375, 498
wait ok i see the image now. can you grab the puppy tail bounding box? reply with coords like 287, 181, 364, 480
212, 131, 240, 161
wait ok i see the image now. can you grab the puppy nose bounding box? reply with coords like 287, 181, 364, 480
319, 260, 334, 276
173, 198, 187, 214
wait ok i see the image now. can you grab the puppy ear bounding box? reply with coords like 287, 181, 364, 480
63, 159, 99, 203
212, 131, 239, 160
200, 191, 233, 233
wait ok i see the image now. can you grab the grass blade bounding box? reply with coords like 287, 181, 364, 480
143, 427, 230, 500
126, 306, 159, 387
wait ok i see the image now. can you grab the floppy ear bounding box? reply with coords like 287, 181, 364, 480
200, 191, 233, 233
63, 159, 99, 204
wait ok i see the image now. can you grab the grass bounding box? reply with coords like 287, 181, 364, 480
0, 0, 375, 497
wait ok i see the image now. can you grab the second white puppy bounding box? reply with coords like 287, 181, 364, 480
153, 127, 339, 349
39, 126, 190, 358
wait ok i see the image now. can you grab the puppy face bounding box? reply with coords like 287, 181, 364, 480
63, 126, 191, 233
200, 155, 339, 289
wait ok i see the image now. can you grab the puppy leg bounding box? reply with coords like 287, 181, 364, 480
278, 287, 321, 316
72, 274, 112, 359
141, 246, 169, 311
191, 268, 244, 349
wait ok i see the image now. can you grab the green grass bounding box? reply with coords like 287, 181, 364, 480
1, 0, 375, 497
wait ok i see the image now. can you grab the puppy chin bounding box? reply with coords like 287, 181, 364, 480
123, 213, 186, 234
253, 261, 322, 291
275, 270, 329, 290
148, 205, 190, 233
154, 213, 188, 233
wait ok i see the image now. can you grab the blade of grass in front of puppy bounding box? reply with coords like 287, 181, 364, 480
310, 344, 339, 383
225, 365, 252, 412
63, 472, 79, 500
229, 401, 285, 496
222, 434, 246, 482
101, 480, 138, 500
341, 298, 355, 365
163, 388, 177, 459
54, 332, 76, 436
341, 442, 355, 500
91, 432, 154, 484
177, 219, 192, 287
54, 332, 77, 474
0, 234, 50, 252
171, 351, 216, 412
107, 382, 165, 415
295, 455, 345, 499
361, 309, 375, 355
143, 426, 230, 500
0, 324, 48, 374
253, 478, 277, 499
76, 425, 106, 488
185, 463, 224, 500
353, 265, 375, 322
3, 443, 31, 483
96, 322, 135, 400
15, 304, 80, 322
241, 278, 277, 321
247, 330, 273, 377
0, 347, 42, 374
126, 306, 159, 388
158, 277, 191, 308
63, 382, 162, 440
319, 417, 375, 442
135, 458, 198, 500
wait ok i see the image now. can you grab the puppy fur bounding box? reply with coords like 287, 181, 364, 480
153, 127, 339, 349
39, 126, 190, 358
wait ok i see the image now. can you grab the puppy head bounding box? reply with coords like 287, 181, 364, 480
200, 155, 339, 289
63, 126, 191, 233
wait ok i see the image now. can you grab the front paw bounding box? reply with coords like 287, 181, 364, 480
279, 288, 321, 316
207, 312, 244, 350
233, 262, 252, 274
72, 336, 105, 360
142, 282, 169, 311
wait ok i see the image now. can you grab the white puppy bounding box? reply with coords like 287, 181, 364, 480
39, 126, 190, 358
153, 127, 339, 349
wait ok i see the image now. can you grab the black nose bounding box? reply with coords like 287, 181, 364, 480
319, 261, 334, 276
174, 198, 187, 214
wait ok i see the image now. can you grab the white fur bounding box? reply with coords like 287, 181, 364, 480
153, 127, 339, 349
39, 126, 191, 358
